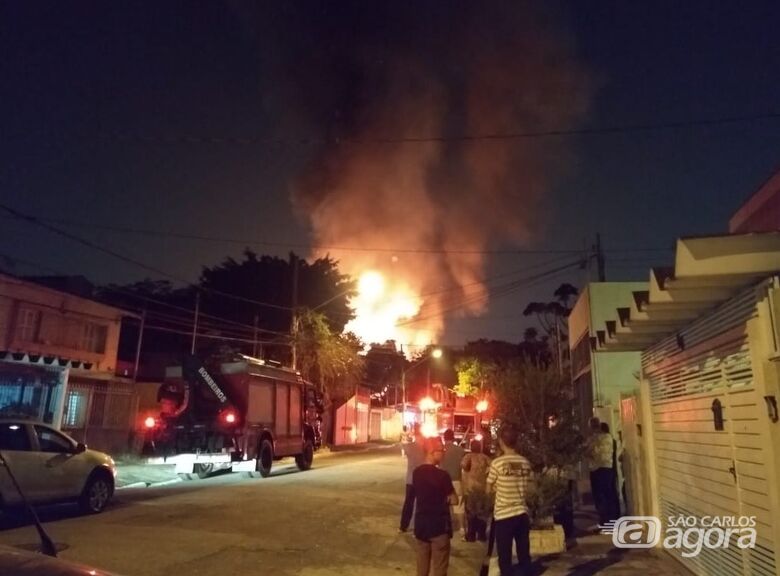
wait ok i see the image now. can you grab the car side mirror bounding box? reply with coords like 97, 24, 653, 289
75, 442, 87, 453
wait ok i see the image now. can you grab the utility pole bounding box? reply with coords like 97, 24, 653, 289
595, 233, 606, 282
132, 309, 146, 382
290, 254, 299, 370
190, 291, 200, 355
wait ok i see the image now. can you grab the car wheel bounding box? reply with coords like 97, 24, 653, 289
79, 471, 113, 514
256, 439, 273, 478
295, 440, 314, 471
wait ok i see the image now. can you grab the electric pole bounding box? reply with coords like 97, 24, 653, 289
595, 233, 606, 281
132, 309, 146, 382
190, 291, 200, 355
290, 254, 299, 370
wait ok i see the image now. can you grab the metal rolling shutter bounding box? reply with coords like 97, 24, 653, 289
644, 282, 778, 576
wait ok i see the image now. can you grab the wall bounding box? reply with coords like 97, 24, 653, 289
641, 280, 780, 576
0, 274, 128, 373
730, 169, 780, 234
593, 351, 642, 427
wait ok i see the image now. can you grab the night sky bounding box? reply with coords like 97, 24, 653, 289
3, 1, 780, 346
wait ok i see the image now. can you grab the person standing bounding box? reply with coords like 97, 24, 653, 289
413, 436, 457, 576
400, 422, 424, 533
600, 422, 621, 521
461, 438, 492, 542
586, 417, 615, 526
486, 425, 533, 576
440, 429, 466, 538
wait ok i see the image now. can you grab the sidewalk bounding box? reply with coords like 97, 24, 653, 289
506, 509, 689, 576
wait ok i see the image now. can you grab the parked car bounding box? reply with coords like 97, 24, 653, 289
0, 544, 123, 575
0, 420, 117, 514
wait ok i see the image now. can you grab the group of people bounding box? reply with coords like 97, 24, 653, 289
400, 423, 533, 576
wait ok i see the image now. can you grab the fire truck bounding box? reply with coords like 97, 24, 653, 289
144, 353, 323, 478
418, 395, 491, 446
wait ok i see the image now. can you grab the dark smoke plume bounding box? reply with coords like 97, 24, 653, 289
255, 1, 591, 341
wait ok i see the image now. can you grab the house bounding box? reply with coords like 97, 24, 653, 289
568, 282, 648, 431
0, 273, 140, 454
593, 232, 780, 575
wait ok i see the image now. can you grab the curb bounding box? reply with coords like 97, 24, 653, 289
116, 477, 183, 490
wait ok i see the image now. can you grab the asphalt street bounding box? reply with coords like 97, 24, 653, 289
0, 448, 486, 576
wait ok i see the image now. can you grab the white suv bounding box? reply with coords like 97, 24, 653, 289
0, 420, 117, 514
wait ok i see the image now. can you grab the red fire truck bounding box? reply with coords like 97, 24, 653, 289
144, 353, 322, 478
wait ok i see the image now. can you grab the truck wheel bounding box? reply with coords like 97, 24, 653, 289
195, 463, 214, 479
295, 440, 314, 471
256, 439, 273, 478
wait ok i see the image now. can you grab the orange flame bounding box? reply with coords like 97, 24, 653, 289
345, 270, 436, 354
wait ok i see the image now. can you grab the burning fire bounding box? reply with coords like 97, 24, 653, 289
345, 270, 436, 353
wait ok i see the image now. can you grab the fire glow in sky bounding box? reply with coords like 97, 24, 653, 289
345, 270, 434, 352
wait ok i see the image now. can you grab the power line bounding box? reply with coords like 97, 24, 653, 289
0, 251, 289, 335
398, 259, 583, 327
19, 110, 778, 148
0, 204, 294, 312
0, 214, 673, 255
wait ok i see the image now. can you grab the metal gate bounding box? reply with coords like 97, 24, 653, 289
643, 282, 778, 576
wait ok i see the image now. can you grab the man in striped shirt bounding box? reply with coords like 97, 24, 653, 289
486, 425, 533, 576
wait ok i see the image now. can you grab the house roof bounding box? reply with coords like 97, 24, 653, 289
594, 232, 780, 352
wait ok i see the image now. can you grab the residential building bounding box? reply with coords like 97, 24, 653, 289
593, 232, 780, 575
568, 282, 648, 430
730, 168, 780, 234
0, 273, 139, 453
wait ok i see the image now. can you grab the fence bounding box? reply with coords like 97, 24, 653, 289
62, 378, 138, 455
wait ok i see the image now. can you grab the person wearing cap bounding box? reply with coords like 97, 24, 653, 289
412, 436, 458, 576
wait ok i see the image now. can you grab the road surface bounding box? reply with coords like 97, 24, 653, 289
0, 448, 486, 576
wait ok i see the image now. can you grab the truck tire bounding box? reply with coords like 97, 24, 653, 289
256, 439, 273, 478
295, 440, 314, 471
195, 463, 214, 479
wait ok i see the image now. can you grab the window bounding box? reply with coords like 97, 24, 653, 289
80, 322, 107, 354
35, 425, 74, 453
62, 389, 88, 428
16, 307, 41, 343
0, 423, 31, 451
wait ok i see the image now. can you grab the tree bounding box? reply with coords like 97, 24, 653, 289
295, 309, 365, 445
199, 250, 355, 335
522, 283, 579, 373
97, 251, 357, 374
488, 360, 584, 525
453, 357, 497, 398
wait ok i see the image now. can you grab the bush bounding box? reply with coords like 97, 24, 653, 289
526, 471, 571, 528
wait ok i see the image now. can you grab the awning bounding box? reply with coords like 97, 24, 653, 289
596, 232, 780, 352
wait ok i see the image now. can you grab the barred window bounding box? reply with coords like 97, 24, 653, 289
17, 307, 41, 343
62, 389, 88, 428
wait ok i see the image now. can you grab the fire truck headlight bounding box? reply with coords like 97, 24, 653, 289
144, 416, 156, 429
421, 421, 438, 438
